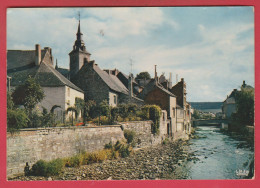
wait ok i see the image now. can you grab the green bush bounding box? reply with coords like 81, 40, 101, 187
31, 159, 63, 177
140, 105, 161, 134
114, 141, 132, 158
7, 109, 28, 134
31, 160, 47, 176
46, 158, 64, 176
64, 155, 81, 167
124, 130, 136, 144
104, 142, 113, 149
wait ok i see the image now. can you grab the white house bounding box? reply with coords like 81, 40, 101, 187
7, 44, 84, 121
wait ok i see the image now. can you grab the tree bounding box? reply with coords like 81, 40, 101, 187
232, 87, 254, 127
192, 109, 200, 119
7, 109, 28, 134
12, 77, 45, 115
95, 100, 110, 125
135, 72, 151, 80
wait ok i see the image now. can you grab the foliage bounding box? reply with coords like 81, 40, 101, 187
231, 87, 254, 127
92, 116, 110, 125
67, 106, 77, 125
111, 107, 120, 122
29, 111, 42, 128
30, 159, 63, 177
12, 77, 45, 115
63, 154, 85, 167
75, 97, 85, 119
111, 104, 139, 122
7, 109, 28, 134
118, 104, 129, 120
124, 130, 136, 144
7, 92, 14, 110
85, 100, 97, 120
97, 100, 110, 117
192, 109, 200, 119
41, 107, 53, 127
135, 71, 151, 80
141, 105, 161, 134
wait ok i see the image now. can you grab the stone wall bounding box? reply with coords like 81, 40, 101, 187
118, 119, 168, 148
7, 125, 124, 177
7, 119, 188, 177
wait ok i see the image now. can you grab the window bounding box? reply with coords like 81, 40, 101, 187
114, 95, 117, 104
172, 108, 175, 118
67, 88, 70, 97
162, 112, 165, 121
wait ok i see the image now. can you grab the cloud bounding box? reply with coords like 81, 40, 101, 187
7, 7, 254, 102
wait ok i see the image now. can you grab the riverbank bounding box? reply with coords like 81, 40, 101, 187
9, 139, 197, 181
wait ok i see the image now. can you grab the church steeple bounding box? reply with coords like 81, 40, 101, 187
77, 21, 83, 41
69, 13, 91, 80
74, 19, 86, 51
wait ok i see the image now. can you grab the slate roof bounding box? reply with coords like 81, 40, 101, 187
56, 67, 70, 77
93, 64, 128, 94
7, 50, 47, 71
7, 50, 83, 93
138, 79, 176, 99
156, 83, 176, 97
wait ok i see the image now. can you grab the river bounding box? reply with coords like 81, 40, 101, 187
180, 126, 254, 179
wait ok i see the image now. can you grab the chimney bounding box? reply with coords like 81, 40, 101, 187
154, 65, 158, 84
35, 44, 41, 66
181, 78, 184, 82
84, 57, 88, 65
128, 73, 133, 98
243, 80, 246, 87
169, 72, 172, 88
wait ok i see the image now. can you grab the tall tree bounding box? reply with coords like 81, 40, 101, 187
12, 76, 45, 115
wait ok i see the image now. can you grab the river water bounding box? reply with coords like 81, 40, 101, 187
180, 126, 254, 179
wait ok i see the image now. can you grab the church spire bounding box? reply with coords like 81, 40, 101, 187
73, 12, 85, 50
76, 13, 82, 41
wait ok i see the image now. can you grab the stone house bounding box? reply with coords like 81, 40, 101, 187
68, 20, 143, 106
222, 81, 253, 119
142, 79, 177, 137
222, 89, 238, 118
7, 44, 84, 120
170, 78, 191, 134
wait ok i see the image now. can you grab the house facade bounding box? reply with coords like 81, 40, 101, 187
7, 44, 84, 120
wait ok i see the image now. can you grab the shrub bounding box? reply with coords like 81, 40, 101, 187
124, 130, 136, 144
31, 159, 63, 177
46, 158, 64, 176
114, 141, 132, 158
7, 108, 28, 134
31, 160, 47, 176
92, 116, 110, 125
140, 105, 161, 134
64, 155, 83, 167
104, 142, 113, 149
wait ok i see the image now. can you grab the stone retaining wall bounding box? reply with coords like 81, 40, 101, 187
7, 125, 124, 177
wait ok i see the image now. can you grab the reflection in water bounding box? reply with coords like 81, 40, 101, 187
180, 126, 254, 179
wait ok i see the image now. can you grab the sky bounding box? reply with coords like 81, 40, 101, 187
7, 7, 254, 102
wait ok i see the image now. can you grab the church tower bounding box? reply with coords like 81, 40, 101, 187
69, 18, 91, 79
